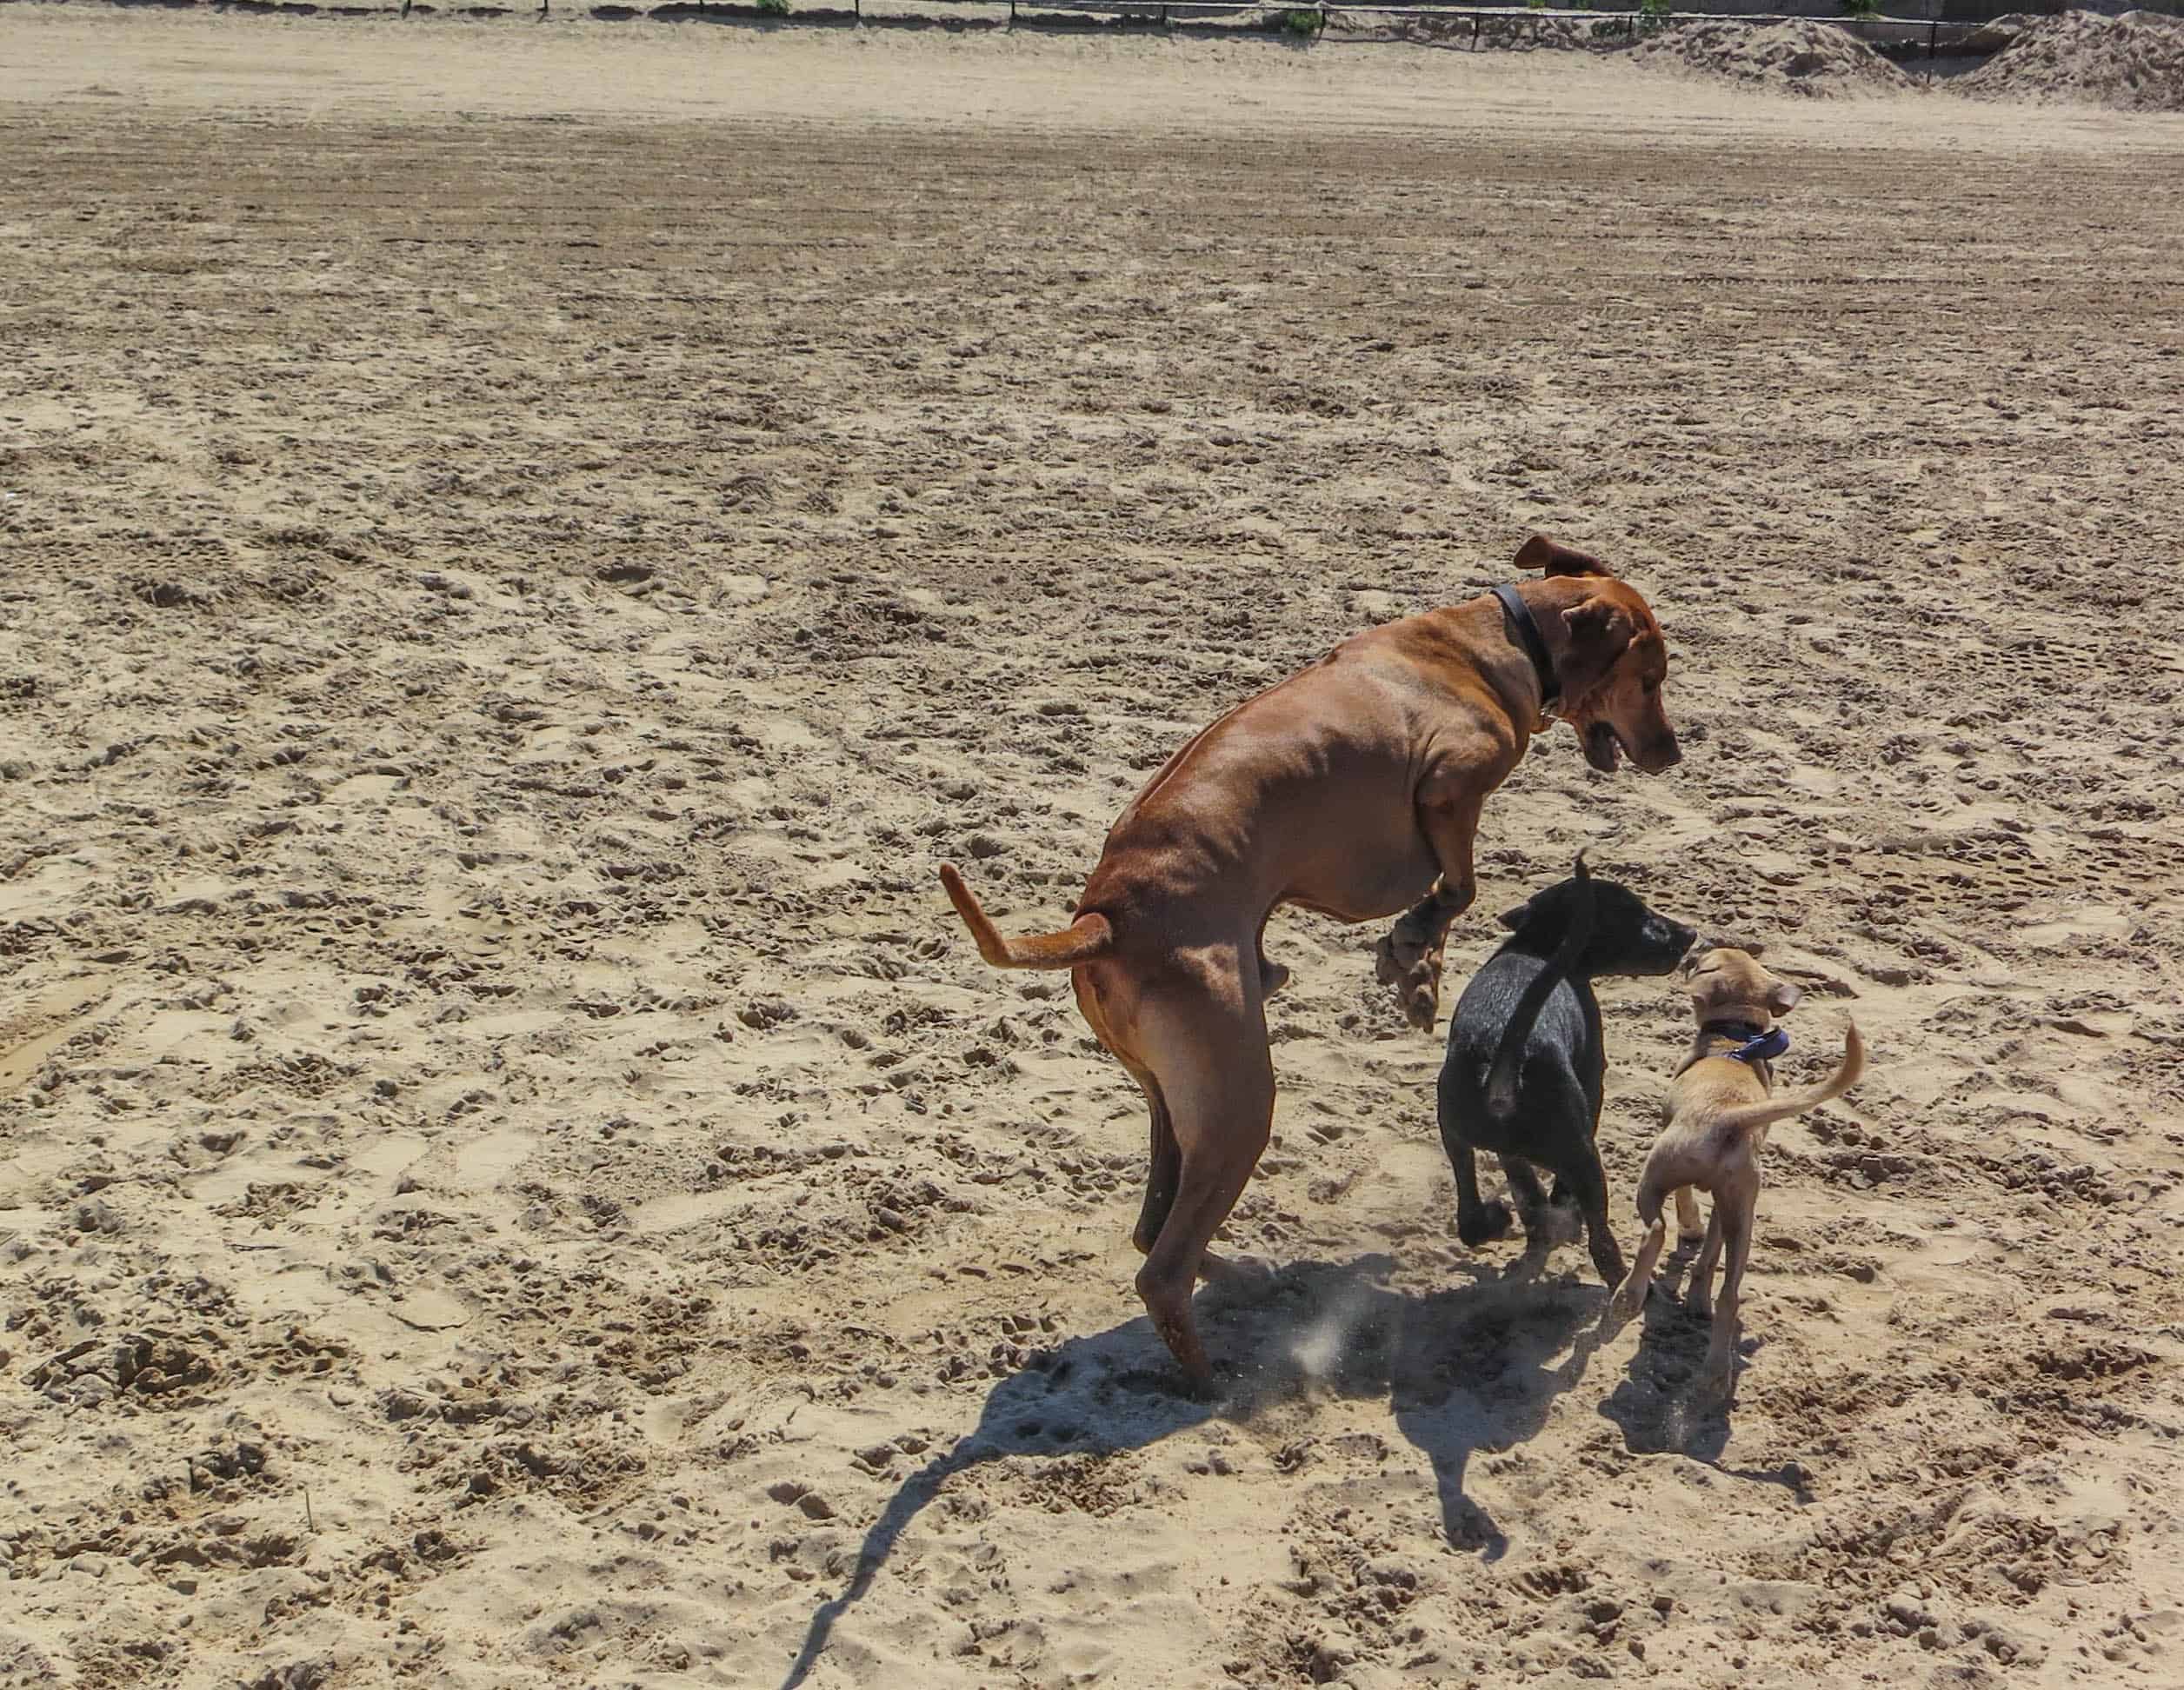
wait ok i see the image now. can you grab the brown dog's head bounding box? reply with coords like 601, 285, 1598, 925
1685, 947, 1801, 1029
1514, 535, 1681, 776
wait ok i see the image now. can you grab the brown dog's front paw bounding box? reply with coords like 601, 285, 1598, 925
1375, 928, 1442, 1030
1402, 969, 1440, 1031
1402, 951, 1444, 1030
1373, 928, 1414, 989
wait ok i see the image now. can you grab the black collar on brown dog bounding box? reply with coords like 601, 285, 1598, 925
1492, 583, 1559, 715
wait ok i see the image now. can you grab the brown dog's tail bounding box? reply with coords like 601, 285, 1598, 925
1715, 1021, 1865, 1138
938, 864, 1113, 970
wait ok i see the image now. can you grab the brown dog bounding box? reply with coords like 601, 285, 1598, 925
940, 536, 1681, 1389
1610, 948, 1864, 1399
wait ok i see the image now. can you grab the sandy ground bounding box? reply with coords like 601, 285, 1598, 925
4, 9, 2184, 1689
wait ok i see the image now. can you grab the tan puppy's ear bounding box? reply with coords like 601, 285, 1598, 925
1559, 596, 1635, 699
1515, 534, 1615, 578
1766, 979, 1805, 1016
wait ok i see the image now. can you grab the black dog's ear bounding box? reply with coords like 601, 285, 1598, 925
1496, 897, 1534, 932
1515, 534, 1615, 578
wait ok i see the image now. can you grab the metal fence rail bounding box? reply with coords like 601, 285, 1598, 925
563, 0, 1998, 58
43, 0, 2057, 47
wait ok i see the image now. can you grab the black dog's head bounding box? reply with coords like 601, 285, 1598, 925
1497, 863, 1696, 980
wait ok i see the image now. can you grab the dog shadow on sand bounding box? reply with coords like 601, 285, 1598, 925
777, 1251, 1614, 1690
1592, 1239, 1810, 1497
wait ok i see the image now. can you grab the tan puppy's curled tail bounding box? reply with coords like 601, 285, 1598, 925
939, 864, 1113, 969
1714, 1020, 1865, 1138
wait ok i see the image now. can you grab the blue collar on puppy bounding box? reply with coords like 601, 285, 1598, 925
1706, 1019, 1789, 1063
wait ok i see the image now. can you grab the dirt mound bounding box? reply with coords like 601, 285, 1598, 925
1961, 11, 2035, 56
1955, 10, 2184, 110
1378, 12, 1619, 51
1631, 19, 1917, 97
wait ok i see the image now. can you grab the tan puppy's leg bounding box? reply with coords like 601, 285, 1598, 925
1131, 947, 1274, 1394
1688, 1205, 1723, 1320
1610, 1215, 1669, 1323
1701, 1180, 1757, 1399
1674, 1186, 1704, 1242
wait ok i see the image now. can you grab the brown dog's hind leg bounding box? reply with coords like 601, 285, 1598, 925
1128, 1068, 1252, 1287
1129, 1069, 1180, 1258
1674, 1187, 1705, 1243
1254, 908, 1290, 1001
1131, 955, 1275, 1393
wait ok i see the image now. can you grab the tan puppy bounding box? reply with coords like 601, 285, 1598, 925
1610, 948, 1863, 1399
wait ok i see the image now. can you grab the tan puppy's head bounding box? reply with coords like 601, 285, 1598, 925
1685, 947, 1802, 1028
1514, 535, 1681, 777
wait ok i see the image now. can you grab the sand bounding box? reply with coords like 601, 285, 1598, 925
3, 9, 2184, 1690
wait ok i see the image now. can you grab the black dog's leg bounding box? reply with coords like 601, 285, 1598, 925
1446, 1136, 1513, 1248
1500, 1155, 1554, 1241
1560, 1147, 1627, 1288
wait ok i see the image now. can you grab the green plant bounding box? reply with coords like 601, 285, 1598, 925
1273, 6, 1322, 34
1841, 0, 1880, 15
1638, 0, 1670, 30
756, 0, 790, 13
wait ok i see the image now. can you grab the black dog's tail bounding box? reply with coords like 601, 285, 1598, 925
1482, 852, 1595, 1119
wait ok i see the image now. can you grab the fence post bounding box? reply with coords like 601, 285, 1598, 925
1472, 13, 1482, 49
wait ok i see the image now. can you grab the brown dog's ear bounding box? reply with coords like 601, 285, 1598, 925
1515, 534, 1615, 578
1558, 595, 1635, 700
1766, 979, 1804, 1016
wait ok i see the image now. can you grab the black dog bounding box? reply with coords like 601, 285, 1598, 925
1435, 856, 1697, 1286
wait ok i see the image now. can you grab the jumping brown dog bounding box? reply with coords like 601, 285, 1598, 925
940, 536, 1681, 1389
